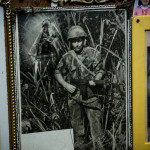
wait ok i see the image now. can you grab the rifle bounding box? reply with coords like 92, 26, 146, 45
70, 79, 107, 85
70, 79, 124, 100
70, 79, 108, 100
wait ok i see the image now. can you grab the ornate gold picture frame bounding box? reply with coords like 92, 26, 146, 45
0, 1, 129, 149
0, 1, 17, 150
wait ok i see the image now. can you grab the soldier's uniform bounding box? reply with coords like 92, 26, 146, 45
55, 46, 105, 149
28, 20, 62, 80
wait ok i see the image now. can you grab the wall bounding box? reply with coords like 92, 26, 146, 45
0, 6, 10, 150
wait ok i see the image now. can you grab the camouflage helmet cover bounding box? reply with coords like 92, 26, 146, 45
42, 19, 50, 28
67, 26, 87, 40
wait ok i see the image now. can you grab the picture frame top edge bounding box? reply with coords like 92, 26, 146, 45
9, 5, 130, 14
12, 4, 116, 11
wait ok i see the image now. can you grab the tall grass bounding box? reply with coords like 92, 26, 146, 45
20, 11, 126, 149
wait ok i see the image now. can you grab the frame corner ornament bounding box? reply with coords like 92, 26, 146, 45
51, 0, 110, 5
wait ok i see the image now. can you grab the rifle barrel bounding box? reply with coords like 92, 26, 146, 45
70, 79, 124, 86
70, 79, 105, 85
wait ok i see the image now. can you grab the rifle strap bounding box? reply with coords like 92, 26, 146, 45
69, 50, 96, 77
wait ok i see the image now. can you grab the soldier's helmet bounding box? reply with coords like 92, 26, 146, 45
42, 19, 50, 28
67, 26, 87, 41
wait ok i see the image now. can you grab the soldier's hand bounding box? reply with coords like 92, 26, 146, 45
65, 83, 76, 93
89, 80, 96, 86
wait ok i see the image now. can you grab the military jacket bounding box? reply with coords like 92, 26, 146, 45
55, 47, 103, 82
55, 47, 105, 98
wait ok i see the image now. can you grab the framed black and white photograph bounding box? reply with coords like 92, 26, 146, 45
147, 46, 150, 142
145, 31, 150, 142
4, 6, 129, 150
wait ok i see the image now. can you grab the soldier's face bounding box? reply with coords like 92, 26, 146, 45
43, 26, 48, 33
71, 38, 84, 53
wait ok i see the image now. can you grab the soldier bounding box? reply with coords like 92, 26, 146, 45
38, 20, 52, 55
55, 26, 105, 150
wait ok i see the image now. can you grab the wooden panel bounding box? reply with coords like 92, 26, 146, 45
10, 0, 51, 7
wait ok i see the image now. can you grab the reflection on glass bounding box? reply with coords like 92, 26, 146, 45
147, 46, 150, 141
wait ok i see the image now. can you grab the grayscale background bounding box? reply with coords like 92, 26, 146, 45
16, 8, 127, 150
